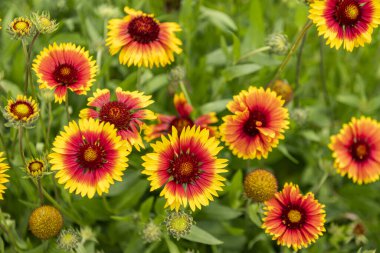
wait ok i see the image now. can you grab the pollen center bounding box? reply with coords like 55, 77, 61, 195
99, 101, 132, 130
287, 210, 302, 223
335, 0, 361, 26
40, 17, 52, 27
128, 16, 160, 44
29, 161, 44, 172
351, 141, 369, 161
243, 110, 267, 137
14, 21, 29, 30
169, 216, 188, 232
10, 101, 33, 119
83, 147, 98, 162
170, 154, 200, 184
170, 117, 194, 133
54, 64, 78, 86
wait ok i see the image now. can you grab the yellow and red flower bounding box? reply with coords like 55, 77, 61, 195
3, 95, 39, 128
262, 183, 326, 251
106, 7, 182, 68
0, 152, 9, 200
142, 126, 228, 211
49, 118, 130, 198
145, 93, 218, 142
220, 87, 289, 160
329, 116, 380, 184
33, 43, 97, 103
79, 88, 155, 151
309, 0, 380, 52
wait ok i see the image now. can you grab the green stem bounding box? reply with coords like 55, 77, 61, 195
294, 33, 308, 107
37, 178, 44, 206
267, 20, 313, 87
311, 171, 329, 193
27, 32, 40, 99
18, 126, 26, 166
45, 101, 52, 150
65, 93, 70, 122
21, 40, 29, 94
236, 46, 271, 63
179, 81, 192, 107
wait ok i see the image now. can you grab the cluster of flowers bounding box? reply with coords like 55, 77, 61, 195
0, 0, 379, 251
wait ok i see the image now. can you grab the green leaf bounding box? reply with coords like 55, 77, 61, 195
0, 80, 22, 97
247, 203, 262, 227
143, 74, 169, 94
202, 202, 242, 220
200, 99, 230, 114
222, 64, 262, 81
164, 237, 181, 253
140, 197, 154, 221
200, 6, 237, 33
277, 144, 299, 164
336, 94, 360, 108
183, 225, 223, 245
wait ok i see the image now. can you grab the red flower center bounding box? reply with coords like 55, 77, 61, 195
10, 101, 34, 119
28, 161, 44, 172
282, 207, 305, 229
128, 16, 160, 44
243, 110, 267, 136
169, 154, 201, 184
350, 141, 369, 161
77, 142, 106, 171
334, 0, 361, 26
170, 117, 194, 133
53, 64, 78, 86
99, 101, 132, 130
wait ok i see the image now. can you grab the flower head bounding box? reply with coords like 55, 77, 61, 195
106, 7, 182, 68
145, 93, 218, 142
0, 153, 9, 200
79, 88, 155, 151
141, 221, 162, 243
220, 87, 289, 160
8, 17, 33, 39
266, 33, 289, 55
309, 0, 380, 52
3, 95, 39, 128
57, 228, 81, 251
244, 169, 278, 202
49, 118, 130, 198
329, 116, 380, 184
262, 183, 326, 251
26, 158, 46, 178
28, 205, 63, 240
270, 80, 293, 104
33, 43, 97, 103
165, 211, 194, 240
30, 11, 58, 34
142, 126, 227, 211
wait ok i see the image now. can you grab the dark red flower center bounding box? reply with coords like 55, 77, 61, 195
128, 16, 160, 44
53, 64, 78, 86
10, 101, 34, 119
334, 0, 361, 26
169, 153, 201, 184
243, 110, 267, 136
350, 141, 370, 161
170, 117, 194, 133
99, 101, 132, 130
28, 161, 44, 173
77, 142, 106, 171
281, 206, 305, 229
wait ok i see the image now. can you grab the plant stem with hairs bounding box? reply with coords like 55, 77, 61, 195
65, 93, 70, 122
18, 126, 26, 166
179, 81, 192, 107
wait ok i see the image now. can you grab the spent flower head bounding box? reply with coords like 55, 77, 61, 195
8, 17, 34, 39
141, 221, 162, 243
80, 226, 97, 243
244, 169, 278, 202
266, 33, 289, 55
28, 205, 63, 240
165, 211, 194, 240
30, 11, 58, 34
57, 228, 81, 252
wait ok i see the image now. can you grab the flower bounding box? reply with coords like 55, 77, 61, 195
262, 183, 326, 251
244, 169, 278, 202
309, 0, 380, 52
3, 95, 40, 128
30, 11, 59, 34
220, 87, 289, 160
8, 17, 33, 39
49, 118, 130, 198
329, 116, 380, 184
141, 221, 162, 243
26, 158, 46, 178
33, 43, 97, 103
270, 80, 293, 104
165, 211, 194, 240
142, 126, 228, 211
106, 7, 182, 68
79, 88, 155, 151
266, 33, 289, 55
57, 228, 81, 251
144, 93, 218, 142
28, 205, 63, 240
0, 152, 9, 200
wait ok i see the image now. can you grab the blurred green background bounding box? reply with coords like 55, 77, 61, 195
0, 0, 380, 252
